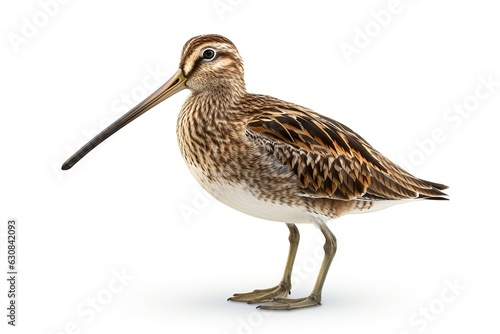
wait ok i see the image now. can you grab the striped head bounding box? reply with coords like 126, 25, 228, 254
179, 34, 245, 94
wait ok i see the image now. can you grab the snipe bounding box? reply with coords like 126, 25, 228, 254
62, 34, 448, 310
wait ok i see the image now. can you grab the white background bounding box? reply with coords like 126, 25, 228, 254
1, 0, 500, 333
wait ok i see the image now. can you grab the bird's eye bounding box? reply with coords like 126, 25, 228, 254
201, 48, 216, 61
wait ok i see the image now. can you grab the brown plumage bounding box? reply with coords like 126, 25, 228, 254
62, 34, 448, 310
244, 97, 447, 201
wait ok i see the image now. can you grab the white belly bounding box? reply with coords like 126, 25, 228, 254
187, 165, 314, 224
186, 163, 411, 223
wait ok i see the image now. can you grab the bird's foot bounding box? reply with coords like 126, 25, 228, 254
257, 294, 321, 310
228, 282, 290, 304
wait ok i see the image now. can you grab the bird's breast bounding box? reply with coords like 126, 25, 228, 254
175, 103, 312, 221
176, 105, 247, 182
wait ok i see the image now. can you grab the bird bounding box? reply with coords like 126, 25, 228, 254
61, 34, 448, 310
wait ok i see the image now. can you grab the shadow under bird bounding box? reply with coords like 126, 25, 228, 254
62, 34, 448, 310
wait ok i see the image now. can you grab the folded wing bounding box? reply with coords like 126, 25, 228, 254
245, 99, 448, 201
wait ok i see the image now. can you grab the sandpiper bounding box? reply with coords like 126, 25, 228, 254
62, 34, 448, 310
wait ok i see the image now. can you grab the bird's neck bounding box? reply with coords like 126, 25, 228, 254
189, 83, 246, 113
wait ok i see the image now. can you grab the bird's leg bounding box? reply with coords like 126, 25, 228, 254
228, 223, 300, 303
259, 222, 337, 310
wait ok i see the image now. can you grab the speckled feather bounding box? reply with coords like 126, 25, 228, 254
244, 96, 448, 201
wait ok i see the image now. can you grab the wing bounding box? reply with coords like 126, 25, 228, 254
245, 96, 448, 201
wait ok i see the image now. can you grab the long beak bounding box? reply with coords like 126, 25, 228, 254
61, 69, 187, 170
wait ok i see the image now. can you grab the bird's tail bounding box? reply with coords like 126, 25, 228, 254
418, 179, 449, 200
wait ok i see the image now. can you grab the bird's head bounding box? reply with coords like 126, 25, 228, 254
179, 34, 245, 94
